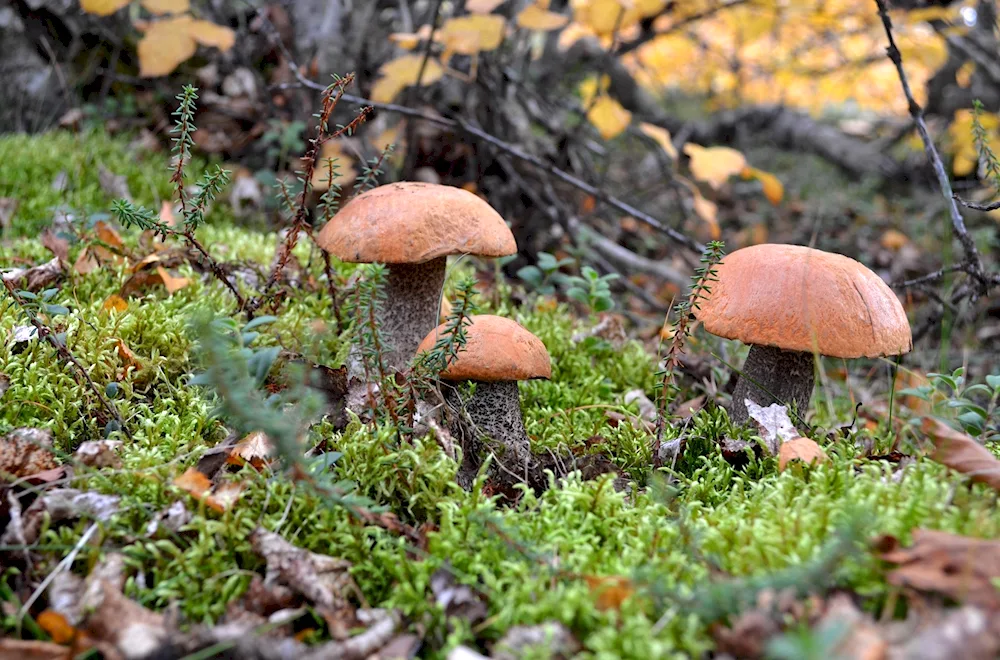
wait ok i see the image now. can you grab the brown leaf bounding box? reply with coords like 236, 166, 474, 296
431, 564, 488, 624
40, 230, 69, 262
778, 437, 828, 471
73, 247, 101, 275
227, 431, 274, 471
101, 294, 128, 314
37, 609, 84, 645
583, 575, 635, 612
880, 529, 1000, 609
74, 440, 124, 469
116, 339, 142, 372
2, 257, 65, 293
144, 500, 191, 537
0, 373, 9, 399
493, 622, 581, 660
250, 527, 357, 611
0, 428, 59, 480
173, 467, 212, 500
922, 416, 1000, 491
0, 639, 72, 660
155, 265, 190, 293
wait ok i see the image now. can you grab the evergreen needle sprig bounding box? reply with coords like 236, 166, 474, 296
653, 240, 725, 461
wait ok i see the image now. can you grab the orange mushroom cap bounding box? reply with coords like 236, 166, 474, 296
694, 244, 912, 359
316, 182, 517, 264
416, 315, 551, 382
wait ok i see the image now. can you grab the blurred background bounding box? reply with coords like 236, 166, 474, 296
2, 0, 1000, 377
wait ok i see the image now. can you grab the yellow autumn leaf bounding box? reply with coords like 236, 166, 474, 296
140, 0, 189, 15
156, 265, 190, 294
311, 140, 358, 191
587, 96, 632, 140
439, 14, 506, 56
389, 24, 434, 50
678, 175, 720, 238
80, 0, 130, 16
578, 0, 639, 35
101, 294, 129, 313
467, 0, 505, 13
371, 55, 445, 103
187, 19, 236, 51
683, 143, 747, 189
741, 166, 784, 205
138, 18, 197, 77
639, 121, 677, 160
518, 4, 570, 31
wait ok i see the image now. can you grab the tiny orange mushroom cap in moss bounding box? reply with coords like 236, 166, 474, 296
316, 182, 516, 370
417, 315, 550, 489
694, 244, 912, 424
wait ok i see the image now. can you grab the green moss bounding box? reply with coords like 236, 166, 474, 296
5, 129, 1000, 659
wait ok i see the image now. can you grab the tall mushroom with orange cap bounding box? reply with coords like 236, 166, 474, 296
694, 244, 912, 424
317, 182, 517, 370
416, 315, 551, 488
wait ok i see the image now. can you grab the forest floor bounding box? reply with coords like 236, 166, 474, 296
2, 129, 1000, 659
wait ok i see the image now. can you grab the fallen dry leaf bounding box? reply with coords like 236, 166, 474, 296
145, 500, 191, 537
117, 339, 142, 373
583, 575, 635, 612
0, 373, 9, 399
0, 428, 59, 480
0, 639, 72, 660
250, 527, 357, 611
173, 467, 244, 513
493, 622, 581, 660
746, 401, 799, 455
2, 257, 65, 293
101, 294, 128, 313
624, 389, 657, 422
431, 563, 488, 625
40, 230, 69, 262
922, 416, 1000, 492
227, 431, 274, 471
37, 609, 84, 645
75, 440, 123, 469
880, 529, 1000, 609
73, 247, 101, 275
155, 265, 189, 293
778, 437, 828, 471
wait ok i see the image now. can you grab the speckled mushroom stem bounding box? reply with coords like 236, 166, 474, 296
730, 344, 815, 424
444, 381, 533, 489
348, 256, 447, 378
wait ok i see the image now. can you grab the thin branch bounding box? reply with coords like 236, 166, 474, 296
953, 194, 1000, 213
2, 280, 131, 440
874, 0, 986, 285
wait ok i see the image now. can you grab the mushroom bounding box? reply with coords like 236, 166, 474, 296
416, 315, 551, 488
694, 244, 911, 424
316, 182, 516, 371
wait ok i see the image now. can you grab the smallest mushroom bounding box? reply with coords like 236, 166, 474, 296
416, 315, 551, 490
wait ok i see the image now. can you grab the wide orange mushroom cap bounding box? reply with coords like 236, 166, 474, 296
416, 315, 551, 382
694, 244, 912, 359
316, 182, 517, 264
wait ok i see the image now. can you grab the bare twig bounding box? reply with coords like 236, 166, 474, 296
2, 280, 131, 440
875, 0, 987, 288
954, 194, 1000, 213
257, 14, 703, 255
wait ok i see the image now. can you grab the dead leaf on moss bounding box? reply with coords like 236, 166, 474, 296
746, 401, 799, 455
0, 373, 9, 399
37, 609, 86, 646
172, 467, 244, 513
493, 622, 581, 660
119, 266, 189, 298
250, 527, 357, 611
227, 431, 274, 471
923, 416, 1000, 491
0, 428, 59, 480
40, 230, 69, 262
73, 247, 101, 275
2, 257, 64, 293
431, 563, 488, 625
0, 639, 72, 659
101, 294, 128, 313
879, 529, 1000, 609
116, 339, 142, 373
156, 265, 190, 293
778, 437, 828, 471
584, 575, 635, 612
75, 440, 123, 469
145, 500, 191, 537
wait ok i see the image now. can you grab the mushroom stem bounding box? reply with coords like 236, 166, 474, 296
730, 345, 815, 424
349, 257, 447, 378
445, 380, 533, 489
